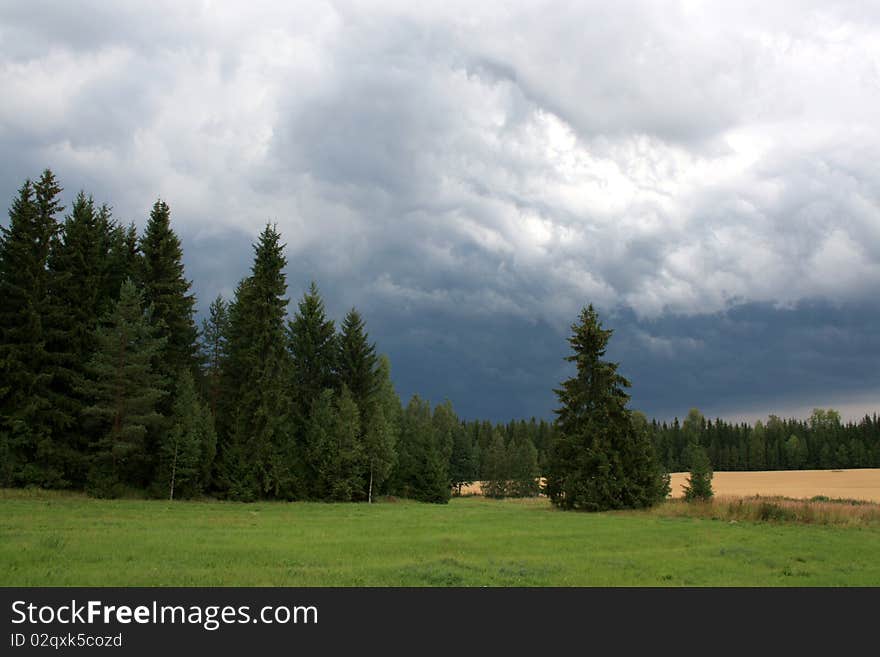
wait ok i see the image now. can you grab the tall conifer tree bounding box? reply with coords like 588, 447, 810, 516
139, 199, 198, 379
546, 304, 666, 511
45, 192, 116, 485
0, 172, 64, 486
217, 224, 294, 500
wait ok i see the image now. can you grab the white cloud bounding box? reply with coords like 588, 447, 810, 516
2, 0, 879, 326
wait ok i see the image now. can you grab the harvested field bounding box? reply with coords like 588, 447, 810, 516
461, 469, 880, 502
669, 468, 880, 503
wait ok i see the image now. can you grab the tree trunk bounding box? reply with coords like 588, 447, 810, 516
169, 442, 178, 501
368, 461, 374, 504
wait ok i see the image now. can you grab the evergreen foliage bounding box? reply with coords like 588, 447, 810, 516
0, 172, 64, 486
682, 442, 714, 501
481, 430, 509, 498
328, 385, 364, 501
3, 169, 879, 503
44, 191, 116, 486
216, 225, 293, 500
80, 280, 167, 497
362, 355, 399, 502
288, 281, 336, 420
336, 308, 378, 412
139, 200, 199, 378
449, 420, 479, 496
158, 370, 206, 499
200, 295, 229, 418
391, 395, 450, 503
507, 430, 540, 497
546, 304, 667, 511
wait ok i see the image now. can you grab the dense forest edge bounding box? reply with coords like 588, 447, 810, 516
1, 170, 878, 506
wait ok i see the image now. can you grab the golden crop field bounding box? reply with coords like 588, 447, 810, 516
668, 468, 880, 502
462, 469, 880, 502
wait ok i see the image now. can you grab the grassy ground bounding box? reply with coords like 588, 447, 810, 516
2, 489, 879, 586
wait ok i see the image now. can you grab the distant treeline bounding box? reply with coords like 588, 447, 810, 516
650, 408, 880, 473
2, 170, 877, 505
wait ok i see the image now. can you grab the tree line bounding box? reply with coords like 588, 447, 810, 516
0, 169, 553, 502
2, 169, 877, 510
652, 408, 880, 473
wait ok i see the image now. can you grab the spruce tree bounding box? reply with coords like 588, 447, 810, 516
336, 308, 378, 412
287, 281, 336, 419
0, 172, 64, 486
80, 280, 167, 497
200, 295, 229, 418
391, 395, 450, 503
44, 191, 116, 485
106, 221, 140, 301
216, 224, 294, 500
139, 199, 199, 378
682, 442, 713, 501
546, 304, 666, 511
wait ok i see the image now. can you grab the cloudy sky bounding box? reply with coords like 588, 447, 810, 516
2, 1, 879, 422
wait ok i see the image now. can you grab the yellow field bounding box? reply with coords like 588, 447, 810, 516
462, 468, 880, 503
669, 469, 880, 503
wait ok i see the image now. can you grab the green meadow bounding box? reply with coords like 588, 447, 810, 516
2, 489, 878, 586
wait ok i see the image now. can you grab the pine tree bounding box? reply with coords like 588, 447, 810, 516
482, 430, 509, 498
682, 442, 713, 501
0, 172, 64, 486
287, 281, 336, 420
139, 199, 199, 379
546, 304, 666, 511
158, 370, 203, 499
216, 224, 294, 500
80, 280, 167, 497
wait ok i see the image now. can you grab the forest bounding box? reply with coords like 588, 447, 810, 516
1, 169, 878, 504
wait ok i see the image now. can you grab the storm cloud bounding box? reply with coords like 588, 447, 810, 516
2, 1, 879, 421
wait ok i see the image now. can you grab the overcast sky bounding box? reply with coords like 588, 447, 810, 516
2, 1, 879, 422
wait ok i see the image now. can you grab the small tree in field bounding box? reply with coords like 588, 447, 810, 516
682, 443, 713, 501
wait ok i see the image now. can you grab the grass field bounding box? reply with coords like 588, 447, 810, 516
2, 489, 879, 586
